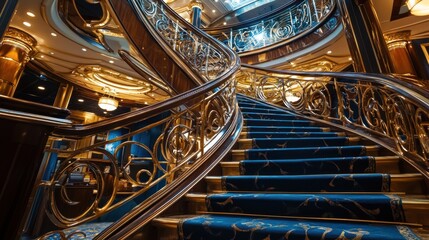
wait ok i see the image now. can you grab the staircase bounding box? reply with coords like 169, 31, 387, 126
152, 94, 429, 239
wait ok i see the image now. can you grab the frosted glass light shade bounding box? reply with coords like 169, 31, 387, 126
407, 0, 429, 16
98, 96, 118, 111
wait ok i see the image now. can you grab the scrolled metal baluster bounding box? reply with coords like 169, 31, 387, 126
415, 108, 429, 158
305, 81, 331, 117
204, 97, 225, 140
336, 82, 360, 124
386, 97, 415, 154
360, 86, 389, 135
282, 79, 305, 111
138, 0, 157, 17
163, 114, 198, 165
114, 141, 158, 187
47, 148, 119, 227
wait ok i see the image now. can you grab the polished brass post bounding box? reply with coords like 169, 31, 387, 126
0, 27, 36, 96
53, 83, 74, 108
336, 0, 394, 73
384, 30, 418, 77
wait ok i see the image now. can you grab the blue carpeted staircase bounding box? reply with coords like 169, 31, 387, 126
40, 95, 428, 239
153, 95, 428, 240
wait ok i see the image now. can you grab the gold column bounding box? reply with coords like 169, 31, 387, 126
0, 27, 36, 96
53, 83, 74, 108
384, 30, 417, 77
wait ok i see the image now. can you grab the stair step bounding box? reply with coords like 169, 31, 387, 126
221, 156, 401, 176
184, 193, 429, 226
237, 137, 361, 149
242, 112, 298, 120
242, 126, 332, 132
153, 215, 425, 240
150, 96, 428, 240
240, 107, 284, 114
205, 173, 424, 194
245, 119, 316, 127
231, 145, 380, 161
240, 131, 346, 138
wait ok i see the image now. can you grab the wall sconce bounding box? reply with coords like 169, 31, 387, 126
98, 95, 118, 111
407, 0, 429, 16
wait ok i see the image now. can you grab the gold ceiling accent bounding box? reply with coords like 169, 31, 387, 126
2, 27, 37, 54
189, 0, 203, 10
384, 30, 411, 44
74, 65, 153, 95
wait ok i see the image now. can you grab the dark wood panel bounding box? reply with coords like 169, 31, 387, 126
108, 0, 198, 94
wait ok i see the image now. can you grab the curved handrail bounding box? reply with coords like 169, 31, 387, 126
34, 0, 241, 237
36, 67, 239, 234
106, 0, 238, 94
204, 0, 335, 55
238, 64, 429, 174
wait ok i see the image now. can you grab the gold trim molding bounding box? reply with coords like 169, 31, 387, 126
2, 27, 37, 54
189, 0, 203, 10
384, 30, 411, 45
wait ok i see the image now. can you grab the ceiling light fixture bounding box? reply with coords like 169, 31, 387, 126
109, 60, 114, 64
82, 48, 87, 52
26, 12, 36, 17
51, 32, 57, 37
37, 86, 45, 90
407, 0, 429, 16
23, 22, 31, 27
98, 95, 118, 111
78, 99, 84, 102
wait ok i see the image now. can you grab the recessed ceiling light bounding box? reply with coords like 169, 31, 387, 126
327, 50, 332, 54
215, 0, 218, 2
40, 55, 44, 58
51, 32, 57, 37
103, 111, 107, 114
37, 86, 45, 90
109, 60, 114, 64
26, 12, 36, 17
49, 52, 54, 55
144, 102, 148, 104
212, 9, 216, 13
78, 99, 84, 102
23, 22, 31, 27
82, 48, 87, 52
348, 57, 352, 61
223, 22, 227, 25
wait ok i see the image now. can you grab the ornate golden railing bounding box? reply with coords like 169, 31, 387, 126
33, 0, 241, 237
36, 73, 239, 235
129, 0, 232, 81
205, 0, 336, 54
238, 64, 429, 171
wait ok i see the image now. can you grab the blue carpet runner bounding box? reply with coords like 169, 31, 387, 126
246, 146, 367, 159
247, 131, 343, 138
222, 174, 390, 192
251, 137, 351, 148
239, 156, 376, 175
206, 193, 405, 221
179, 95, 420, 240
179, 215, 419, 240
